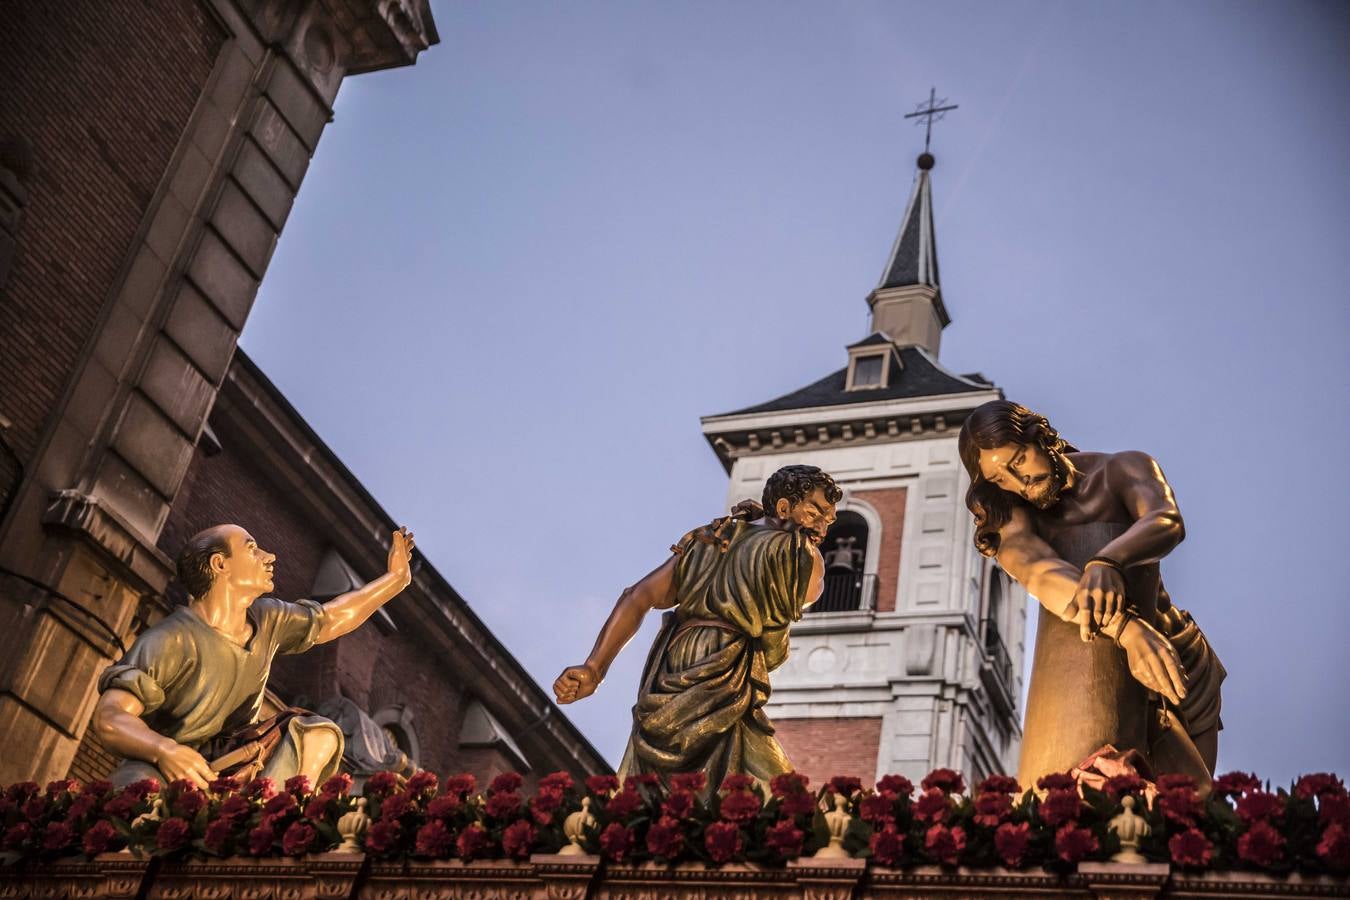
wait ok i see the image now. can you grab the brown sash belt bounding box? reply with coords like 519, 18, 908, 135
672, 617, 743, 641
206, 707, 311, 782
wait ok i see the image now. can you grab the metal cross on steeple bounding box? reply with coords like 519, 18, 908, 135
904, 87, 958, 153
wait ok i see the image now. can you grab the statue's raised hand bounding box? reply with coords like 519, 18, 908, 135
1116, 615, 1188, 707
553, 663, 600, 705
387, 527, 415, 587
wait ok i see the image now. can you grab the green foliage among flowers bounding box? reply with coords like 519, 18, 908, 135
1, 767, 1347, 877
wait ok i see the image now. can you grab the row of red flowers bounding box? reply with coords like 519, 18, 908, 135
1, 768, 1346, 876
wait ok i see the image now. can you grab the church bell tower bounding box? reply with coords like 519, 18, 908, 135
699, 146, 1028, 786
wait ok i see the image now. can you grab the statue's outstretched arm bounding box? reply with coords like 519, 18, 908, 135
92, 689, 216, 788
314, 527, 415, 644
553, 555, 677, 705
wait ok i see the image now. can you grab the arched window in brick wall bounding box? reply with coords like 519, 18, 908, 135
810, 509, 874, 613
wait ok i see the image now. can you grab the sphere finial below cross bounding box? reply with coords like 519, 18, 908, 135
917, 152, 935, 171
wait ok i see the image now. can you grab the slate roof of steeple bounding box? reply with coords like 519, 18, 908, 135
711, 344, 991, 418
877, 160, 940, 291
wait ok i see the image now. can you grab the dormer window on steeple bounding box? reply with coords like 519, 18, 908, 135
845, 333, 901, 391
850, 353, 885, 389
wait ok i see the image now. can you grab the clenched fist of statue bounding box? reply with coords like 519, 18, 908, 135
553, 663, 601, 705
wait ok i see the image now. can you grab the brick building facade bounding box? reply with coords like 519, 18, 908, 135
0, 0, 607, 787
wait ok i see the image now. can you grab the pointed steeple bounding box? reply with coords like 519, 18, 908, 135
867, 152, 951, 357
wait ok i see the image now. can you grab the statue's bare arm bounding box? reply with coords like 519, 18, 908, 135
91, 689, 216, 788
800, 542, 826, 609
995, 505, 1187, 705
553, 556, 679, 705
314, 528, 415, 644
1097, 451, 1185, 567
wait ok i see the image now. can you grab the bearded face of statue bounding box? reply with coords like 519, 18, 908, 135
976, 442, 1068, 510
773, 487, 838, 545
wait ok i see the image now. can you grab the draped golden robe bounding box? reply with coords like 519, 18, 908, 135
617, 518, 815, 791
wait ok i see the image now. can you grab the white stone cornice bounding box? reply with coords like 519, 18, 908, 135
701, 389, 1001, 437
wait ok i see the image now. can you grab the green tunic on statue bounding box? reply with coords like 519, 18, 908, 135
618, 518, 816, 791
97, 598, 343, 787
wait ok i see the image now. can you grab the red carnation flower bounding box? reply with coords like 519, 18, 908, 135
155, 817, 192, 853
870, 825, 906, 868
1054, 824, 1098, 864
219, 795, 252, 820
364, 820, 401, 856
599, 822, 634, 862
83, 819, 120, 856
1157, 787, 1203, 825
1102, 774, 1147, 799
1237, 820, 1285, 867
405, 770, 438, 796
1296, 773, 1346, 801
645, 816, 685, 859
877, 774, 915, 798
778, 791, 817, 818
995, 821, 1031, 868
765, 819, 804, 858
1317, 823, 1350, 872
770, 772, 810, 797
1037, 772, 1076, 792
102, 792, 139, 821
284, 775, 310, 796
282, 821, 316, 856
1156, 773, 1197, 792
586, 774, 619, 796
414, 819, 454, 858
913, 788, 950, 824
502, 819, 536, 860
203, 818, 235, 855
445, 774, 477, 796
976, 774, 1020, 796
603, 789, 642, 819
719, 790, 762, 824
1320, 793, 1350, 827
3, 823, 31, 851
81, 780, 114, 799
1038, 788, 1081, 827
263, 792, 298, 817
720, 774, 755, 792
1169, 828, 1213, 868
924, 824, 967, 866
625, 773, 661, 791
974, 791, 1012, 828
860, 792, 896, 825
661, 789, 695, 820
208, 776, 241, 794
303, 795, 333, 821
22, 796, 48, 819
427, 794, 462, 819
243, 777, 275, 799
5, 782, 39, 801
45, 778, 79, 796
248, 824, 277, 856
1236, 791, 1284, 823
539, 771, 575, 793
489, 772, 523, 794
531, 786, 564, 825
485, 790, 523, 820
68, 794, 98, 820
827, 775, 863, 798
671, 772, 707, 794
321, 773, 353, 796
364, 772, 400, 796
379, 792, 411, 821
704, 821, 743, 864
42, 820, 76, 851
455, 823, 491, 860
174, 789, 207, 818
1212, 771, 1261, 798
921, 768, 966, 796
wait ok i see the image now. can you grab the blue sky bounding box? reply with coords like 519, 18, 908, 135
242, 1, 1350, 783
